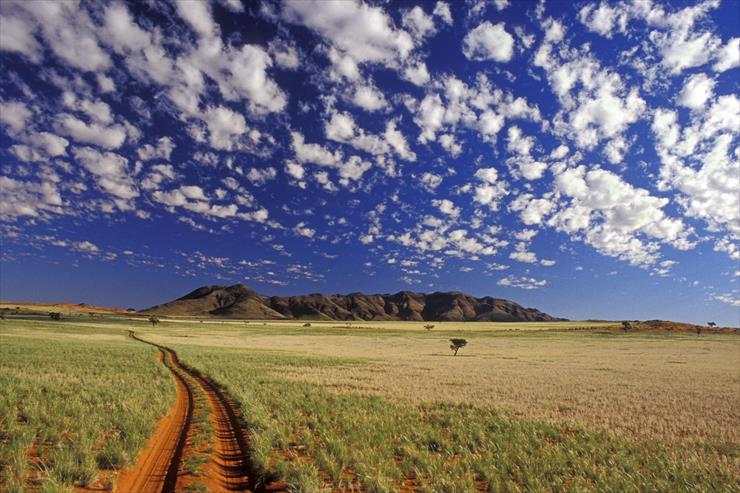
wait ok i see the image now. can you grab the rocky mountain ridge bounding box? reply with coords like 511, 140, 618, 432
141, 284, 564, 322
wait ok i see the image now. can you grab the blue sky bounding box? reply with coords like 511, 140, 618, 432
0, 0, 738, 325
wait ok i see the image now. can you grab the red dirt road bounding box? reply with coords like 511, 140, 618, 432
116, 348, 192, 493
118, 332, 273, 493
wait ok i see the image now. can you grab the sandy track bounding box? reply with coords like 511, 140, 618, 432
116, 343, 193, 493
120, 331, 273, 493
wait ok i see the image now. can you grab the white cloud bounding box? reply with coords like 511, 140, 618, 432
70, 241, 99, 254
292, 132, 342, 166
352, 84, 388, 111
0, 101, 32, 134
102, 3, 175, 86
12, 2, 111, 71
497, 275, 547, 289
293, 221, 316, 238
603, 137, 629, 165
677, 73, 715, 110
473, 167, 508, 210
138, 137, 175, 161
247, 167, 278, 186
550, 144, 569, 160
510, 193, 554, 225
420, 172, 443, 191
462, 21, 514, 62
284, 160, 306, 181
509, 241, 538, 264
715, 293, 740, 307
203, 106, 247, 151
53, 114, 127, 150
402, 61, 431, 86
281, 0, 414, 68
175, 0, 217, 39
433, 2, 453, 25
72, 146, 138, 201
269, 38, 300, 69
16, 132, 69, 160
714, 37, 740, 72
384, 120, 417, 161
549, 166, 691, 266
0, 177, 63, 218
493, 0, 510, 11
402, 6, 436, 39
433, 199, 460, 217
97, 74, 116, 93
578, 2, 627, 38
0, 14, 41, 62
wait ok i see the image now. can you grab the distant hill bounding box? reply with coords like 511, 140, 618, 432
140, 284, 565, 322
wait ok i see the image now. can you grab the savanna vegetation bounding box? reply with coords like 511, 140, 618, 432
1, 314, 738, 492
0, 319, 174, 492
149, 320, 739, 492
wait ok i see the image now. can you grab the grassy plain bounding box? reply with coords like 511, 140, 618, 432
1, 315, 738, 492
145, 319, 739, 492
0, 319, 174, 492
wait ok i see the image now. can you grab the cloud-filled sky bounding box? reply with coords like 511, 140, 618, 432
0, 0, 738, 325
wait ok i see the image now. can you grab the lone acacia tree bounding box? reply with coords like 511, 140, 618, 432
49, 312, 62, 321
707, 321, 717, 327
424, 324, 435, 331
148, 315, 160, 326
621, 321, 633, 332
449, 338, 467, 356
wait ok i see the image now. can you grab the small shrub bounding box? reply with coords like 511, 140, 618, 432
449, 338, 467, 356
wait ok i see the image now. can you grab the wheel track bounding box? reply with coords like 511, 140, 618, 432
117, 336, 193, 493
120, 331, 277, 493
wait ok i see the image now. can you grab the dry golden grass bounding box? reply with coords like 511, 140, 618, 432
147, 318, 617, 331
149, 325, 740, 448
0, 301, 125, 315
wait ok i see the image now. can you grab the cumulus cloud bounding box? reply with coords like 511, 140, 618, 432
713, 37, 740, 72
0, 101, 32, 134
138, 137, 175, 161
293, 221, 316, 238
72, 146, 138, 202
247, 167, 278, 186
651, 102, 740, 249
0, 177, 63, 218
0, 13, 42, 62
281, 0, 413, 68
53, 114, 127, 150
462, 21, 514, 62
203, 106, 247, 150
352, 84, 388, 111
473, 167, 508, 210
677, 73, 716, 110
433, 199, 460, 217
433, 2, 453, 26
9, 1, 111, 71
497, 275, 547, 289
548, 166, 692, 266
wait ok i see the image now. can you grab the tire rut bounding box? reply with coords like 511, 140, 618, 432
116, 336, 193, 493
122, 331, 279, 493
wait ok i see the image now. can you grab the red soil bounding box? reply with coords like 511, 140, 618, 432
120, 331, 286, 493
116, 349, 192, 493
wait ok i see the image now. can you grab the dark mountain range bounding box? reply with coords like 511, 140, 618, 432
141, 284, 564, 322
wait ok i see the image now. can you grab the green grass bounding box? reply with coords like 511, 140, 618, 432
1, 316, 737, 492
0, 321, 174, 491
169, 343, 739, 493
